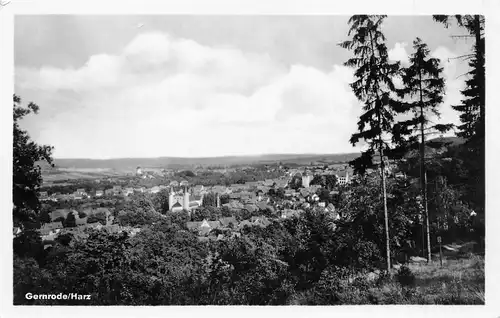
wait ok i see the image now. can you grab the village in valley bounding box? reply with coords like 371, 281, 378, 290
34, 160, 363, 245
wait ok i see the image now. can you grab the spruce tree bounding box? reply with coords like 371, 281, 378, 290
433, 15, 484, 140
339, 15, 403, 270
433, 15, 485, 212
398, 37, 451, 262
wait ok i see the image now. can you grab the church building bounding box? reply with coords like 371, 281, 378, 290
168, 183, 204, 213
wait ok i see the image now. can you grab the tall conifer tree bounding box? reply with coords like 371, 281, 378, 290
339, 15, 403, 270
433, 15, 485, 212
398, 38, 451, 262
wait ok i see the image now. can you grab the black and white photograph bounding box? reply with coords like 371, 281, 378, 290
1, 0, 498, 315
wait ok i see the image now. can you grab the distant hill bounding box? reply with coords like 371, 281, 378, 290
427, 136, 466, 147
404, 136, 466, 160
41, 153, 362, 171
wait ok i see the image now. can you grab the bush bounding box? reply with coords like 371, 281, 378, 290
78, 211, 87, 219
396, 265, 415, 287
53, 216, 65, 223
87, 212, 107, 225
64, 213, 76, 228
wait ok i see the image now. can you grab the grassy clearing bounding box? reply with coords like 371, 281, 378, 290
402, 255, 485, 304
288, 255, 484, 305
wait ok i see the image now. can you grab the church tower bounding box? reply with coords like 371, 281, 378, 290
168, 186, 175, 211
302, 171, 312, 188
183, 186, 190, 210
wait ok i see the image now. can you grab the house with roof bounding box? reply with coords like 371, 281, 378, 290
219, 217, 238, 228
250, 216, 271, 227
39, 191, 49, 201
150, 186, 161, 194
244, 204, 258, 214
50, 209, 71, 222
169, 180, 179, 187
238, 220, 253, 229
123, 188, 134, 196
211, 186, 231, 195
299, 188, 311, 198
245, 181, 259, 188
309, 193, 320, 202
134, 187, 145, 193
257, 185, 271, 193
95, 190, 104, 197
264, 179, 275, 187
309, 185, 322, 193
223, 200, 244, 212
186, 219, 221, 236
274, 180, 288, 188
112, 185, 122, 195
284, 189, 296, 197
281, 209, 300, 219
40, 221, 63, 236
326, 203, 336, 213
230, 184, 247, 191
76, 217, 88, 227
13, 227, 22, 237
336, 170, 351, 186
255, 201, 272, 212
193, 185, 205, 195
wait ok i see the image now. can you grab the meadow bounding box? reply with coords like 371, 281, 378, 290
289, 255, 485, 305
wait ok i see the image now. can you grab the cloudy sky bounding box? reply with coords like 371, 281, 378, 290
15, 15, 471, 159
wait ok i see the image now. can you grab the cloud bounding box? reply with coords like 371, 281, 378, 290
388, 42, 409, 65
16, 31, 361, 158
430, 46, 464, 134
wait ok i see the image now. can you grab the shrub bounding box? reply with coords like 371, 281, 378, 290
78, 211, 87, 219
53, 216, 65, 223
64, 213, 76, 228
396, 265, 415, 287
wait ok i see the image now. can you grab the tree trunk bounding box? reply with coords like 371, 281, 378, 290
419, 69, 432, 263
474, 15, 485, 214
424, 170, 431, 262
379, 147, 391, 271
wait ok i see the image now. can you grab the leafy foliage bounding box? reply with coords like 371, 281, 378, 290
13, 95, 54, 230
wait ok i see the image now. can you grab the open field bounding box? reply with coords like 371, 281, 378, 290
41, 167, 128, 185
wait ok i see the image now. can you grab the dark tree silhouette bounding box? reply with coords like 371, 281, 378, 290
13, 94, 54, 230
339, 15, 403, 270
398, 37, 451, 262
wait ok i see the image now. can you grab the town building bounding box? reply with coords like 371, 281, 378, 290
337, 170, 351, 185
39, 191, 49, 201
168, 186, 204, 213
